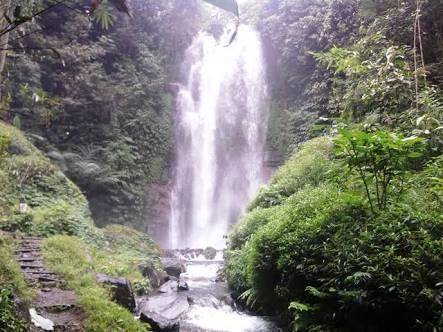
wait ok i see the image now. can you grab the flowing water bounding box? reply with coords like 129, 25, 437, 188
169, 25, 268, 249
178, 252, 280, 332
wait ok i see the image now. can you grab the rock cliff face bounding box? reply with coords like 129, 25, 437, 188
144, 182, 172, 246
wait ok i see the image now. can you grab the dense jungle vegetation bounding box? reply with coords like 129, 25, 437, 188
226, 0, 443, 331
1, 0, 202, 231
0, 0, 442, 331
0, 0, 217, 330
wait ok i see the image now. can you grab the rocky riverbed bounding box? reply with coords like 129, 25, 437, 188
137, 250, 280, 332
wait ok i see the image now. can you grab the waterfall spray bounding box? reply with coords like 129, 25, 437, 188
169, 25, 268, 249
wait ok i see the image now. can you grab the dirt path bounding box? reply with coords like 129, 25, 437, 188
16, 236, 85, 331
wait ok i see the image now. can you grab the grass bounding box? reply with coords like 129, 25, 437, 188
42, 235, 151, 332
0, 232, 34, 331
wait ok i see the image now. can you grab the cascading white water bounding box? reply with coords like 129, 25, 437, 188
169, 25, 268, 249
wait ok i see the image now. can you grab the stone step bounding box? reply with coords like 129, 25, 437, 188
20, 264, 45, 269
15, 249, 41, 254
40, 281, 59, 288
35, 289, 79, 308
16, 257, 39, 262
26, 275, 59, 283
16, 247, 41, 253
25, 271, 56, 275
37, 303, 76, 312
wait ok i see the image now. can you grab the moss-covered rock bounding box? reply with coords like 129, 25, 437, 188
203, 246, 217, 260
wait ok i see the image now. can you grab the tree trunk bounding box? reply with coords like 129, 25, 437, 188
0, 0, 12, 101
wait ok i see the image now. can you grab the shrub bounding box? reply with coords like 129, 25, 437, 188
103, 224, 160, 257
0, 212, 33, 233
231, 180, 443, 331
224, 247, 252, 294
32, 200, 102, 242
335, 129, 426, 213
247, 185, 366, 309
229, 206, 278, 250
0, 132, 10, 162
249, 136, 334, 210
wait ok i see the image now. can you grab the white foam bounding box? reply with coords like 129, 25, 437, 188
30, 308, 54, 331
185, 305, 274, 332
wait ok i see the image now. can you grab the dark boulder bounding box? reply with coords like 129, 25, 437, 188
161, 258, 186, 278
12, 290, 31, 326
177, 281, 189, 291
139, 293, 189, 332
96, 274, 136, 312
203, 247, 217, 260
138, 262, 169, 289
140, 311, 179, 332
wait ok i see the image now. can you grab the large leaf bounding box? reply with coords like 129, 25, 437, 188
89, 0, 131, 17
202, 0, 239, 16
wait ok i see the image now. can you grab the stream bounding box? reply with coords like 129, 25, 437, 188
178, 252, 280, 332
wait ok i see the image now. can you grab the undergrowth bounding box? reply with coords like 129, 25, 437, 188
0, 233, 33, 331
226, 136, 443, 331
42, 235, 154, 331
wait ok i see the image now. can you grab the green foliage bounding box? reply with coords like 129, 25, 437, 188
257, 0, 361, 154
2, 0, 199, 231
314, 34, 416, 123
0, 121, 104, 243
0, 132, 10, 161
31, 200, 102, 241
238, 288, 261, 311
247, 185, 366, 306
335, 129, 426, 213
93, 5, 115, 30
0, 212, 33, 232
229, 207, 276, 250
42, 235, 150, 331
249, 136, 334, 210
419, 155, 443, 201
0, 234, 32, 331
0, 288, 27, 332
224, 248, 251, 292
226, 133, 443, 331
0, 234, 33, 300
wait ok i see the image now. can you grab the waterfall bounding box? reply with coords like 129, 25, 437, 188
169, 25, 268, 249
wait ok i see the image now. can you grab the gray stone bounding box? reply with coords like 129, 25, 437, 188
96, 274, 136, 312
161, 258, 186, 278
177, 281, 189, 291
203, 247, 217, 260
139, 293, 189, 332
138, 262, 168, 289
159, 280, 178, 293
